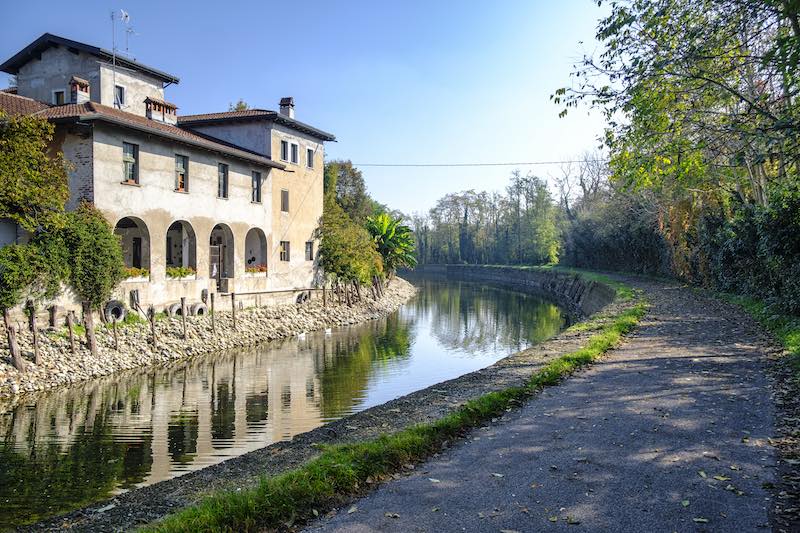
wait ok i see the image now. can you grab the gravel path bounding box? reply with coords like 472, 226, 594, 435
306, 280, 781, 532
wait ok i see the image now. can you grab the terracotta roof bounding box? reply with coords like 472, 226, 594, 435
0, 94, 282, 169
0, 33, 179, 84
144, 96, 178, 109
179, 109, 336, 141
0, 91, 50, 115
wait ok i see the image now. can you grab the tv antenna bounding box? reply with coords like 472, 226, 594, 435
110, 9, 131, 108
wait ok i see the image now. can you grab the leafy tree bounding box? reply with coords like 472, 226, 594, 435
323, 160, 374, 222
318, 190, 382, 285
60, 203, 125, 354
365, 213, 417, 276
228, 99, 249, 111
0, 111, 69, 232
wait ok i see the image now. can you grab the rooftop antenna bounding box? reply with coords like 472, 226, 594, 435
110, 9, 130, 108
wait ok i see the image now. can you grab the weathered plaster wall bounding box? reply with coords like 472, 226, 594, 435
91, 122, 275, 307
58, 124, 94, 209
98, 63, 165, 116
190, 122, 269, 156
268, 123, 324, 289
15, 47, 100, 104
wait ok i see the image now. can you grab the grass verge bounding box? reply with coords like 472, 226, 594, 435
717, 293, 800, 371
144, 275, 647, 533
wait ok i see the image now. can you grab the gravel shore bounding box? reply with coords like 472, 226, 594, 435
0, 278, 416, 406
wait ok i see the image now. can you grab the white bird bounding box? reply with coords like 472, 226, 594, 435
297, 332, 306, 340
324, 328, 332, 335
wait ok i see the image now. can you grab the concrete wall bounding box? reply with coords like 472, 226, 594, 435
268, 123, 324, 288
190, 122, 269, 156
15, 46, 100, 104
98, 63, 165, 116
409, 265, 617, 317
91, 122, 276, 308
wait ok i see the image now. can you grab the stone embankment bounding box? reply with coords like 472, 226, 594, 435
0, 278, 416, 401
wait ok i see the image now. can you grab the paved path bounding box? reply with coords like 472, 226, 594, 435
306, 281, 780, 532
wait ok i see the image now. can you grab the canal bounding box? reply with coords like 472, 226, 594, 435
0, 277, 567, 528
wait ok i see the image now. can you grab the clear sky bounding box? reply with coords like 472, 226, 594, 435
0, 1, 606, 215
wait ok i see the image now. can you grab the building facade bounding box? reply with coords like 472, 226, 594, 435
0, 33, 335, 312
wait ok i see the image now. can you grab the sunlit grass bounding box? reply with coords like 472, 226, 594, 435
144, 274, 647, 533
718, 293, 800, 371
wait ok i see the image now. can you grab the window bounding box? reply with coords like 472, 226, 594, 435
122, 142, 139, 184
175, 155, 189, 192
305, 241, 314, 261
217, 163, 229, 198
307, 147, 314, 168
251, 171, 262, 203
280, 241, 290, 261
280, 140, 289, 161
290, 143, 299, 164
52, 90, 65, 105
114, 85, 125, 107
281, 189, 289, 212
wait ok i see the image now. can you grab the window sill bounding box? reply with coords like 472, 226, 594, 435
251, 200, 262, 205
217, 196, 229, 200
120, 180, 140, 187
174, 189, 189, 194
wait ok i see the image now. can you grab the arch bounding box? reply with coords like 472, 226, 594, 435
114, 216, 151, 273
166, 220, 197, 277
244, 228, 267, 275
209, 223, 235, 284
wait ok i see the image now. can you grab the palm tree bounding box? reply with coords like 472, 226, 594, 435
365, 213, 418, 277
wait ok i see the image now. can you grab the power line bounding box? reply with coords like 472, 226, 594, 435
352, 159, 608, 168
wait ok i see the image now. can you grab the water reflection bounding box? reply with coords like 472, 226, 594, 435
0, 278, 566, 527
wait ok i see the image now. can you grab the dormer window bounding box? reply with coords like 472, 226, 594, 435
52, 90, 65, 105
115, 85, 125, 107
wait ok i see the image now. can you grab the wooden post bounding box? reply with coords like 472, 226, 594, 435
345, 283, 352, 307
82, 301, 98, 356
231, 292, 237, 330
180, 297, 187, 340
112, 315, 119, 351
354, 282, 362, 302
48, 306, 58, 328
148, 305, 157, 349
66, 311, 76, 354
4, 308, 24, 372
27, 301, 40, 365
322, 285, 327, 308
210, 292, 216, 334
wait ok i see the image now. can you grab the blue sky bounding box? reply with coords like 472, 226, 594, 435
0, 1, 606, 215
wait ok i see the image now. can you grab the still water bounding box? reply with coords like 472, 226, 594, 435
0, 278, 566, 527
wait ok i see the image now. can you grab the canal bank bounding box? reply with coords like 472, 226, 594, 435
0, 280, 417, 403
18, 266, 628, 532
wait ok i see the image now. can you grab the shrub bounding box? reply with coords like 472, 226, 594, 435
166, 266, 196, 279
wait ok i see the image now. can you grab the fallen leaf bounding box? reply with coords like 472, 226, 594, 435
548, 516, 558, 522
431, 506, 440, 512
713, 475, 731, 481
567, 516, 581, 524
491, 473, 505, 478
682, 500, 690, 507
312, 509, 319, 517
693, 517, 709, 523
428, 478, 441, 483
384, 512, 400, 519
698, 470, 708, 478
347, 506, 358, 514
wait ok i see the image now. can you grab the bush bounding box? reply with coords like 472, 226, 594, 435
166, 266, 196, 279
123, 267, 149, 279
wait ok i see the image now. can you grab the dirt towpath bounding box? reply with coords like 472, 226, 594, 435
306, 280, 781, 532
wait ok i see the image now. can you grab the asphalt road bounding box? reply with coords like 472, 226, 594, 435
305, 281, 779, 532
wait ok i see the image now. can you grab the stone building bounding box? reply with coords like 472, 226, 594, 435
0, 33, 335, 312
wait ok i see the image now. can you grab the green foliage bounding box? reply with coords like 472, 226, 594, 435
0, 244, 39, 310
227, 99, 249, 111
60, 203, 125, 309
318, 192, 383, 284
413, 171, 560, 266
0, 111, 69, 232
145, 275, 645, 533
323, 160, 373, 222
165, 266, 196, 279
123, 267, 149, 278
365, 212, 417, 275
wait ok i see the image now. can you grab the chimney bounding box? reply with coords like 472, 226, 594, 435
145, 97, 178, 125
279, 97, 295, 119
69, 76, 90, 104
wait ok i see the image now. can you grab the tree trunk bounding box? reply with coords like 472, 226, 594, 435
4, 309, 24, 372
27, 301, 41, 365
82, 301, 98, 356
66, 311, 76, 354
